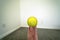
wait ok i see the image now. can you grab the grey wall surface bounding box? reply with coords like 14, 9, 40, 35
20, 0, 60, 29
0, 0, 20, 39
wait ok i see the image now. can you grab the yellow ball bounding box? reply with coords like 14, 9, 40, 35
27, 16, 38, 27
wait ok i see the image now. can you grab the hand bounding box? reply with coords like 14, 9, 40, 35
28, 27, 38, 40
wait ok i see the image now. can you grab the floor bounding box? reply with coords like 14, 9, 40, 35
1, 27, 60, 40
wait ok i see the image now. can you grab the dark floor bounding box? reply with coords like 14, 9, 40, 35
1, 27, 60, 40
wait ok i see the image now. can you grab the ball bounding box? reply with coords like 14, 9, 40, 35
27, 16, 38, 27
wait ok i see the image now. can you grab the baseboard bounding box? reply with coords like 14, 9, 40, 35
0, 26, 21, 39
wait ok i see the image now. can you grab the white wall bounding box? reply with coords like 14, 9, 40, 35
0, 0, 20, 39
20, 0, 60, 29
